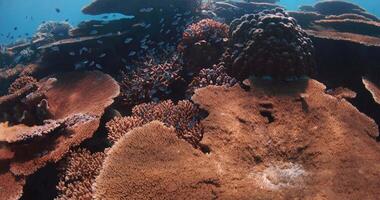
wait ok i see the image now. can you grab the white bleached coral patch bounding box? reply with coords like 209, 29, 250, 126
254, 162, 306, 190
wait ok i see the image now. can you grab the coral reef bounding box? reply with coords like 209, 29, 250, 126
0, 71, 119, 198
107, 100, 203, 146
57, 149, 106, 200
94, 121, 217, 200
94, 79, 380, 199
362, 77, 380, 105
314, 19, 380, 37
300, 0, 379, 21
8, 76, 37, 95
187, 63, 237, 94
212, 1, 281, 23
1, 0, 380, 199
229, 9, 316, 80
119, 61, 185, 108
179, 19, 229, 71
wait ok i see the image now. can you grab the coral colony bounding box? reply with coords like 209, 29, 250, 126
1, 0, 380, 199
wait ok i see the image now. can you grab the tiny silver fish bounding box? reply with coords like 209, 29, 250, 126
95, 64, 103, 69
139, 7, 154, 13
128, 51, 136, 56
90, 30, 98, 35
69, 52, 75, 56
99, 53, 106, 58
124, 37, 133, 44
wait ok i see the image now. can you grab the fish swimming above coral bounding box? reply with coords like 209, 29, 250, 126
0, 0, 380, 199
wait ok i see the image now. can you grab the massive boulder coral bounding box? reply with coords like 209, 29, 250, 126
93, 79, 380, 199
229, 9, 316, 80
179, 19, 229, 71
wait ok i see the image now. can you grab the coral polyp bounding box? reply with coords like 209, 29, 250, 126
229, 9, 316, 80
179, 19, 229, 72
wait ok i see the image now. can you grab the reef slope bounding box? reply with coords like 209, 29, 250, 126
93, 79, 380, 199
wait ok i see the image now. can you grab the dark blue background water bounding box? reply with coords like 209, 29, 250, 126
0, 0, 379, 45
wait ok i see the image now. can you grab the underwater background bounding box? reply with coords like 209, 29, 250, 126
1, 0, 380, 199
1, 0, 380, 45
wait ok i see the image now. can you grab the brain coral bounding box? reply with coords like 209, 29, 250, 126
179, 19, 229, 71
229, 9, 316, 80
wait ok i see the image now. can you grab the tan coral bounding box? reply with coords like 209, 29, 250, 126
94, 79, 380, 199
0, 171, 25, 200
0, 71, 119, 177
362, 77, 380, 104
107, 100, 203, 146
57, 149, 106, 200
8, 76, 37, 94
94, 121, 219, 200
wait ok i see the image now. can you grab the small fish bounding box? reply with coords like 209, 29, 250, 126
139, 7, 154, 13
132, 22, 146, 28
99, 53, 106, 58
51, 46, 60, 51
124, 37, 133, 44
102, 16, 109, 19
97, 40, 103, 44
140, 45, 148, 50
121, 58, 127, 64
65, 19, 69, 22
89, 61, 95, 66
90, 30, 98, 35
160, 18, 165, 23
55, 8, 60, 13
14, 27, 18, 31
95, 64, 103, 69
74, 63, 84, 70
128, 51, 136, 56
69, 52, 75, 56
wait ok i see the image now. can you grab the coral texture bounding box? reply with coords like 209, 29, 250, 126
119, 61, 185, 108
57, 149, 106, 200
8, 76, 37, 94
95, 121, 218, 200
0, 71, 119, 177
94, 79, 380, 199
229, 9, 316, 80
187, 63, 237, 94
107, 100, 203, 146
179, 19, 229, 71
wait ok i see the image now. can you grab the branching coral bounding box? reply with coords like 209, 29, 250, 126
179, 19, 229, 71
229, 9, 316, 80
8, 76, 37, 95
106, 100, 204, 146
119, 61, 185, 108
187, 63, 237, 94
57, 148, 106, 200
34, 21, 73, 43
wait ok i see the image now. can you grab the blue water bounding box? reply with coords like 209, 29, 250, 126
0, 0, 379, 45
